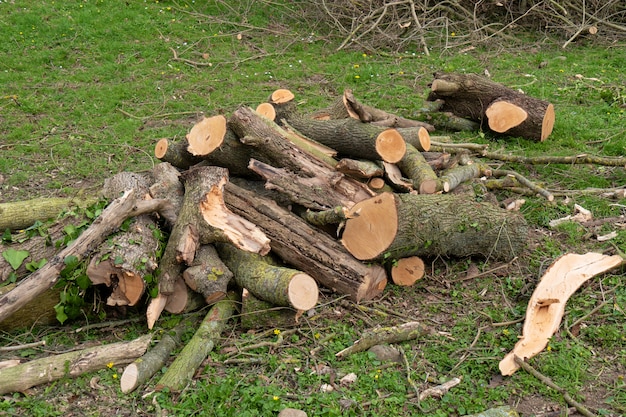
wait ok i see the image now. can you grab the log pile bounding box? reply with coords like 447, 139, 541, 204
0, 73, 553, 392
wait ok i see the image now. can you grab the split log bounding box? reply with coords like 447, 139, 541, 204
382, 162, 414, 193
390, 256, 425, 286
229, 106, 374, 209
156, 165, 270, 297
499, 252, 624, 376
341, 192, 528, 262
88, 172, 159, 307
0, 334, 152, 394
224, 182, 387, 302
216, 243, 319, 312
0, 191, 174, 324
427, 72, 555, 141
157, 292, 238, 392
183, 244, 233, 304
0, 196, 98, 232
120, 320, 191, 393
396, 143, 439, 194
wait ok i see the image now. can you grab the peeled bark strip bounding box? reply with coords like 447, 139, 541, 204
499, 252, 624, 376
157, 165, 270, 296
157, 293, 238, 392
183, 244, 233, 304
397, 143, 439, 194
0, 334, 152, 395
341, 192, 528, 262
216, 243, 319, 311
224, 182, 387, 302
391, 256, 425, 286
0, 191, 173, 324
427, 72, 555, 141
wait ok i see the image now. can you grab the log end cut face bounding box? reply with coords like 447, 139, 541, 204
375, 129, 406, 163
186, 115, 227, 156
541, 103, 555, 141
486, 101, 528, 133
341, 192, 398, 260
287, 273, 319, 311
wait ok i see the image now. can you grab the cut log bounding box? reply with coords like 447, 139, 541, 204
0, 191, 173, 324
121, 320, 192, 393
0, 196, 98, 232
224, 182, 387, 302
0, 334, 152, 394
341, 192, 528, 262
156, 165, 270, 297
0, 286, 59, 331
499, 252, 624, 376
183, 244, 233, 304
397, 143, 439, 194
427, 72, 555, 141
268, 88, 295, 104
438, 163, 492, 193
396, 126, 431, 152
382, 162, 414, 193
186, 115, 228, 157
154, 138, 203, 171
149, 162, 184, 228
157, 292, 238, 392
335, 158, 384, 179
163, 276, 205, 314
335, 321, 430, 358
216, 242, 319, 311
390, 256, 425, 286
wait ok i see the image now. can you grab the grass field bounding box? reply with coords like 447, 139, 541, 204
1, 1, 625, 416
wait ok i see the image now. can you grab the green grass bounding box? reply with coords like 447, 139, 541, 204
1, 1, 626, 416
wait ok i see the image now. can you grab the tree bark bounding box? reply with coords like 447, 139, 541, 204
397, 143, 439, 194
427, 72, 555, 141
157, 292, 238, 392
0, 334, 152, 394
182, 244, 233, 304
216, 242, 319, 312
341, 192, 528, 262
240, 289, 297, 330
0, 191, 173, 325
0, 196, 98, 232
224, 182, 388, 302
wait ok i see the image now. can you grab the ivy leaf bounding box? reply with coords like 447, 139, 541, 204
2, 249, 30, 270
54, 303, 68, 324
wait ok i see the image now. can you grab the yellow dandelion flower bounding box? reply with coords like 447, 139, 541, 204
353, 64, 359, 69
274, 329, 281, 335
451, 32, 456, 37
314, 333, 321, 339
354, 75, 360, 79
107, 362, 114, 369
362, 53, 367, 58
273, 396, 279, 401
113, 374, 118, 379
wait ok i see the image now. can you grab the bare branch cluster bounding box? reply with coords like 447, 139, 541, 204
306, 0, 626, 52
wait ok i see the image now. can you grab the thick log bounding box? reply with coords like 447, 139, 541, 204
427, 72, 555, 141
240, 289, 296, 330
154, 138, 204, 170
0, 286, 59, 331
0, 191, 173, 324
186, 115, 228, 156
499, 252, 624, 376
0, 196, 98, 232
0, 334, 152, 394
216, 242, 319, 311
157, 293, 238, 392
341, 192, 528, 262
183, 244, 233, 304
156, 166, 270, 297
224, 182, 387, 302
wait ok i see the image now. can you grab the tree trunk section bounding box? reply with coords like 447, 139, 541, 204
341, 192, 528, 262
216, 242, 319, 311
224, 182, 387, 302
390, 256, 425, 286
0, 196, 98, 232
397, 143, 439, 194
427, 72, 555, 141
157, 292, 238, 392
182, 244, 233, 304
0, 334, 152, 394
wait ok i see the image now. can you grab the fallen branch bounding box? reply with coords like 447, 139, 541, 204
335, 321, 430, 358
0, 334, 152, 394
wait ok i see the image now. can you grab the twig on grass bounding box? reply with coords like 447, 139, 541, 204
513, 355, 597, 417
0, 340, 46, 352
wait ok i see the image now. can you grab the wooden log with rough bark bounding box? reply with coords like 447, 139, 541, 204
397, 143, 439, 194
0, 196, 98, 232
216, 242, 319, 312
224, 182, 388, 302
0, 334, 152, 394
157, 292, 238, 392
427, 72, 555, 141
239, 289, 297, 330
341, 192, 528, 262
0, 191, 174, 325
390, 256, 425, 286
183, 244, 233, 304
